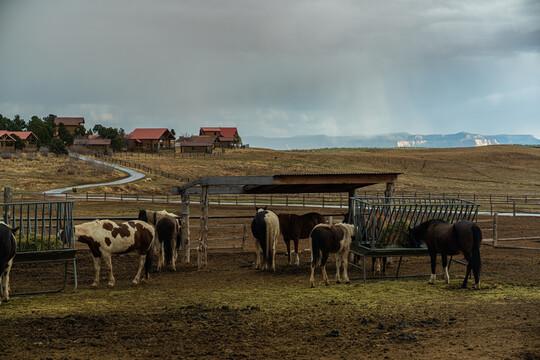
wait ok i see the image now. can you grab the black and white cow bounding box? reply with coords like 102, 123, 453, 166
74, 219, 155, 287
0, 221, 17, 304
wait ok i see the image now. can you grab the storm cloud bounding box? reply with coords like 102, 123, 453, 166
1, 0, 539, 137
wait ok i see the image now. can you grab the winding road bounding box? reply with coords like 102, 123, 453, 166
43, 153, 146, 196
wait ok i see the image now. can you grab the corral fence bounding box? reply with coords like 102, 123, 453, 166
8, 190, 539, 216
349, 197, 479, 282
2, 200, 77, 295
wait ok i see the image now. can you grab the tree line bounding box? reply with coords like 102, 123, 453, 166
0, 114, 125, 154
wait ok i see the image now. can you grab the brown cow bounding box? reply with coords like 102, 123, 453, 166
74, 220, 155, 287
278, 212, 325, 266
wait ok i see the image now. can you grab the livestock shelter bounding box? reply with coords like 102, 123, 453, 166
173, 173, 401, 269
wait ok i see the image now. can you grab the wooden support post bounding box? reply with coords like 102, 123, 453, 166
181, 190, 191, 263
3, 186, 13, 223
493, 213, 498, 247
198, 186, 209, 269
384, 181, 395, 198
513, 201, 516, 216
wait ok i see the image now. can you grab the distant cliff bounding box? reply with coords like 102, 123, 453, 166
244, 132, 540, 150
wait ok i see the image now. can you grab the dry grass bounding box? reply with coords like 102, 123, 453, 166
96, 145, 540, 195
0, 152, 126, 192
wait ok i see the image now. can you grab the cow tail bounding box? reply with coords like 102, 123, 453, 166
163, 222, 173, 266
265, 215, 272, 266
310, 229, 320, 268
472, 224, 482, 275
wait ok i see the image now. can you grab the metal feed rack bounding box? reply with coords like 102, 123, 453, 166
2, 201, 78, 295
349, 197, 479, 282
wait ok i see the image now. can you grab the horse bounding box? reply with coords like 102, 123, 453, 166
138, 209, 181, 271
309, 222, 355, 287
409, 219, 482, 289
73, 219, 155, 287
343, 212, 388, 276
250, 207, 280, 271
0, 222, 17, 304
277, 212, 325, 266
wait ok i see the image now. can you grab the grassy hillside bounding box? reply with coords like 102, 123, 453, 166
94, 145, 540, 195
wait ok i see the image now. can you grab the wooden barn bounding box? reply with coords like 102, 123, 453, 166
179, 135, 218, 154
199, 127, 240, 148
54, 117, 85, 134
127, 128, 176, 152
73, 137, 111, 154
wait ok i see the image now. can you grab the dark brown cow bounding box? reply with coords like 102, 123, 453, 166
278, 212, 325, 265
309, 222, 355, 288
74, 220, 155, 287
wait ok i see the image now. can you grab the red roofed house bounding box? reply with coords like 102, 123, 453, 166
179, 135, 219, 154
199, 127, 240, 148
54, 117, 85, 134
0, 131, 38, 150
128, 128, 176, 152
73, 138, 111, 154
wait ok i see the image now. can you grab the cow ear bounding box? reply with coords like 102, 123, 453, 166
263, 206, 268, 210
11, 226, 19, 233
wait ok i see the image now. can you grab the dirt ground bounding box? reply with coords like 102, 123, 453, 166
1, 209, 539, 360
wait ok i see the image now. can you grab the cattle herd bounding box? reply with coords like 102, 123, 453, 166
0, 206, 483, 301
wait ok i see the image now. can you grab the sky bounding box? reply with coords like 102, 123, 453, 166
1, 0, 539, 138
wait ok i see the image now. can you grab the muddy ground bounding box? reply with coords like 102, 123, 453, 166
1, 213, 539, 360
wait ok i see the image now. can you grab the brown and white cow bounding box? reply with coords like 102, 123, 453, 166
74, 219, 155, 287
309, 222, 355, 288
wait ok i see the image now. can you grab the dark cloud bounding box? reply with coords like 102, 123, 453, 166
0, 0, 539, 137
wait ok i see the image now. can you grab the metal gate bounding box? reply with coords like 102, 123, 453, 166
349, 197, 479, 281
2, 201, 77, 295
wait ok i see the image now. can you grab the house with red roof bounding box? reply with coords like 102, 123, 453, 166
0, 131, 38, 150
199, 127, 240, 148
127, 128, 176, 152
54, 117, 85, 135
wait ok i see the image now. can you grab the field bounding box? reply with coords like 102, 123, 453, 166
1, 146, 539, 359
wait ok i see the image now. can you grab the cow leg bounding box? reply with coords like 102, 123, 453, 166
335, 254, 342, 284
133, 254, 146, 285
159, 241, 166, 272
342, 253, 350, 284
321, 252, 330, 286
271, 238, 276, 272
372, 258, 381, 275
170, 238, 177, 271
91, 256, 101, 287
441, 254, 450, 284
285, 238, 292, 265
1, 259, 13, 302
254, 240, 261, 269
428, 251, 437, 284
102, 252, 115, 287
382, 257, 387, 276
293, 238, 300, 266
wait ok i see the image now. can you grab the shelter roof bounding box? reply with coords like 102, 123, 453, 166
54, 117, 85, 126
129, 128, 176, 140
181, 135, 218, 147
174, 173, 401, 195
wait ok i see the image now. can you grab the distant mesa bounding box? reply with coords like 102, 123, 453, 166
243, 132, 540, 150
